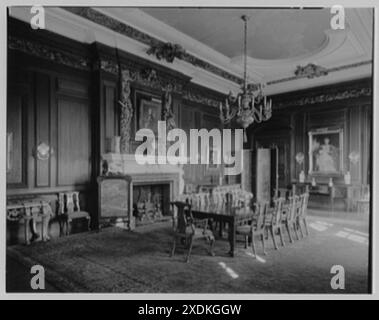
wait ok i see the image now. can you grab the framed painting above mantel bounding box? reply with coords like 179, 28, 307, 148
139, 98, 162, 136
308, 128, 344, 176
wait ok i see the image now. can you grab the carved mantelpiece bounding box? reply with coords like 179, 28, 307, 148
102, 153, 185, 201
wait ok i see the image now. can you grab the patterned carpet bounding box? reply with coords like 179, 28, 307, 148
7, 216, 370, 293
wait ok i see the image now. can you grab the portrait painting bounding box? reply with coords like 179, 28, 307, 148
308, 128, 343, 175
139, 99, 162, 136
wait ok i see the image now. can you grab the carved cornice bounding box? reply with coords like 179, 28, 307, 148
98, 56, 187, 94
64, 7, 243, 85
63, 7, 373, 89
268, 60, 372, 85
182, 89, 222, 108
274, 86, 372, 109
8, 36, 90, 71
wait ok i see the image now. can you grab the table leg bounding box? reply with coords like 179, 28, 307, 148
228, 219, 236, 257
24, 218, 30, 245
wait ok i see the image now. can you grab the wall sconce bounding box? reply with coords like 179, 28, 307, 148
35, 142, 53, 161
344, 151, 359, 185
295, 152, 305, 182
348, 151, 360, 165
295, 152, 304, 165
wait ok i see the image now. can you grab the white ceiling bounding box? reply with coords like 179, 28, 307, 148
142, 8, 332, 60
9, 7, 374, 96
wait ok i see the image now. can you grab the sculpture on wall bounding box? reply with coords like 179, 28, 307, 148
295, 63, 328, 79
162, 85, 176, 131
118, 69, 134, 154
147, 42, 186, 63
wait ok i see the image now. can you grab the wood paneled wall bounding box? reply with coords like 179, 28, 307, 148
250, 78, 372, 189
7, 53, 92, 202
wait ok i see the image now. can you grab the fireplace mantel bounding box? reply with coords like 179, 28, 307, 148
102, 153, 185, 198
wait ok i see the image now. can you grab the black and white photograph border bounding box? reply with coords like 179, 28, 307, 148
0, 0, 378, 300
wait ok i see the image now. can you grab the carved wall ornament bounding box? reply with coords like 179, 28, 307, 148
100, 59, 119, 74
141, 68, 158, 83
162, 85, 176, 131
294, 63, 329, 79
147, 42, 186, 63
119, 69, 134, 154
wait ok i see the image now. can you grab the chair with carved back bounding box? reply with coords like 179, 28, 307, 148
298, 193, 310, 237
58, 192, 91, 236
275, 187, 291, 200
281, 195, 298, 243
356, 185, 370, 215
284, 195, 302, 240
265, 197, 286, 250
170, 201, 215, 263
236, 201, 269, 256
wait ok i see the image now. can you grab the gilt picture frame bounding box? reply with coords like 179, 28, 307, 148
308, 128, 344, 175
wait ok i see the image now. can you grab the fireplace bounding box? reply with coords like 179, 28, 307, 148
133, 183, 170, 224
102, 153, 184, 226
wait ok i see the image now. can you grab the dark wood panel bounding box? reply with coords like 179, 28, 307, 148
7, 93, 25, 185
104, 82, 118, 142
35, 73, 50, 187
180, 104, 195, 134
57, 97, 91, 186
308, 109, 346, 129
349, 107, 361, 183
56, 78, 89, 97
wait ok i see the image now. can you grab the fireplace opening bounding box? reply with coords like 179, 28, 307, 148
132, 183, 171, 225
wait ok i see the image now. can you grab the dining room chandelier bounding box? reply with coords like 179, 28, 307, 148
219, 15, 272, 142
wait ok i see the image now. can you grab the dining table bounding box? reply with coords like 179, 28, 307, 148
184, 204, 256, 257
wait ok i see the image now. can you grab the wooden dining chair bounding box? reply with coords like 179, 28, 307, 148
265, 197, 286, 250
281, 195, 298, 243
275, 187, 290, 200
297, 193, 310, 237
284, 196, 302, 240
236, 201, 269, 257
58, 192, 91, 236
170, 201, 215, 263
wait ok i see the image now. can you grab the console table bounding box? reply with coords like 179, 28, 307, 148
6, 200, 52, 245
291, 182, 360, 212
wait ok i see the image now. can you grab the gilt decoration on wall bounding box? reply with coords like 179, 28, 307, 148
119, 69, 134, 154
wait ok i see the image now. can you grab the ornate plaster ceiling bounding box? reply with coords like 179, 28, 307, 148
142, 8, 331, 61
9, 6, 374, 96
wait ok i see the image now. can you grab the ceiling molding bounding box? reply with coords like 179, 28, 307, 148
63, 7, 244, 85
8, 6, 373, 97
268, 60, 372, 85
8, 35, 91, 71
274, 85, 371, 110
